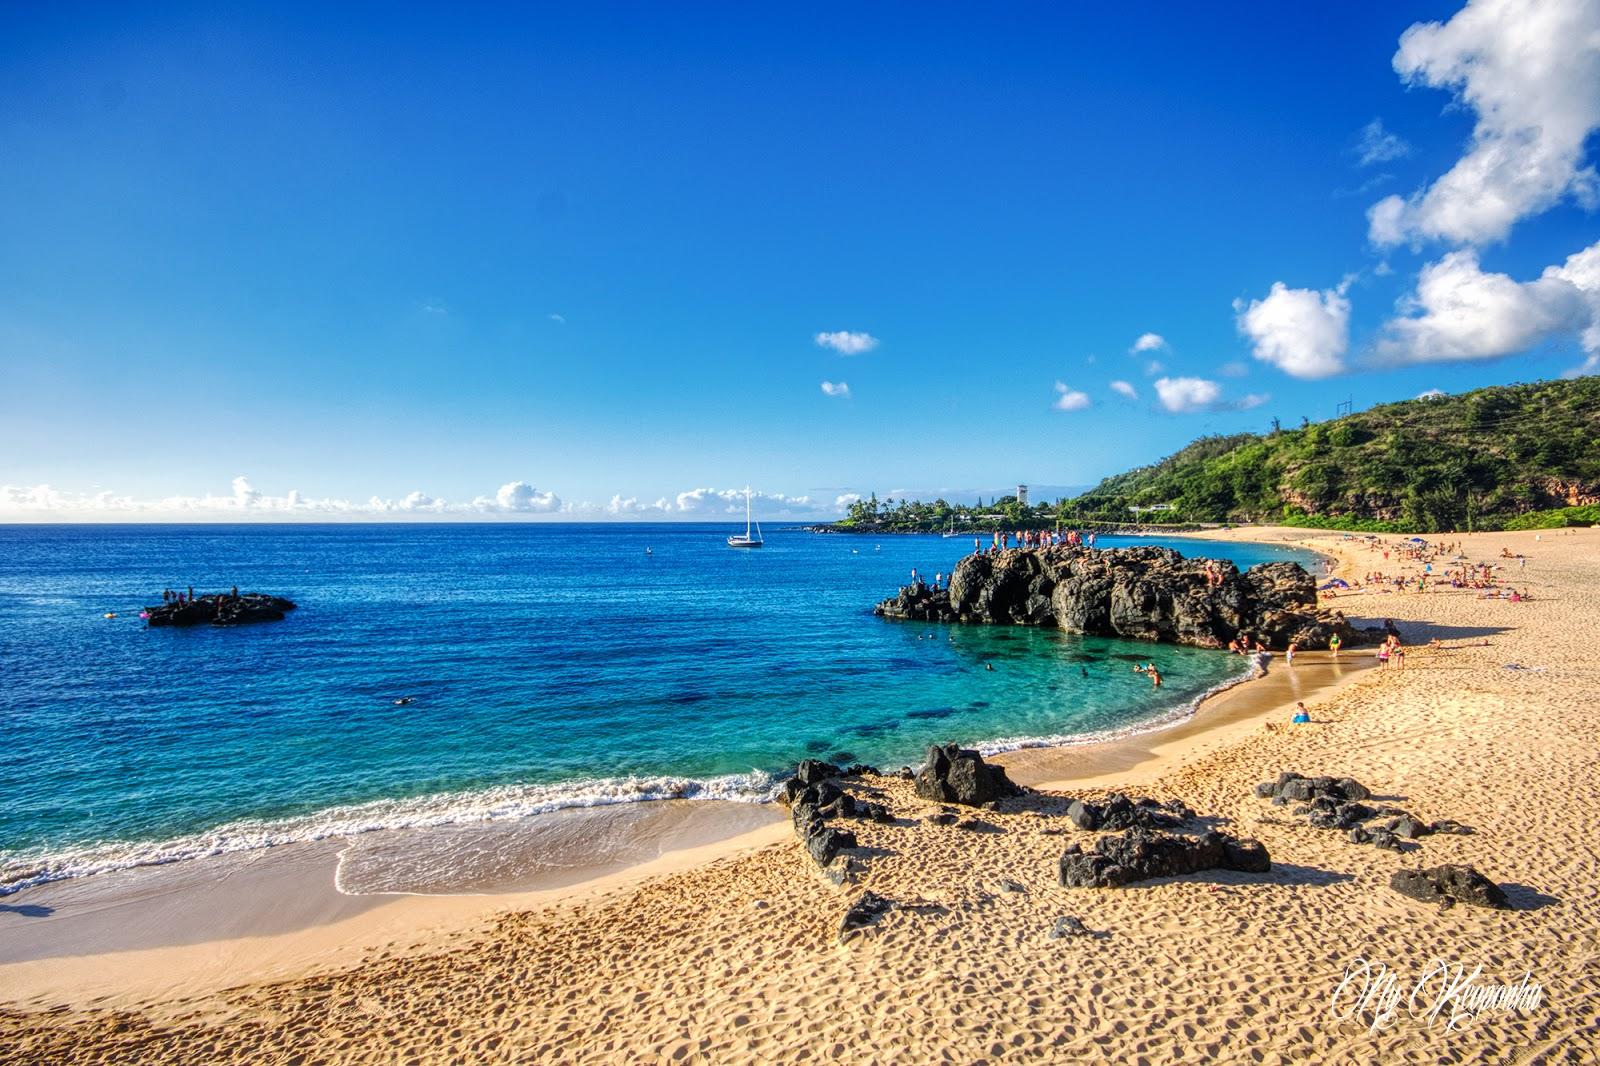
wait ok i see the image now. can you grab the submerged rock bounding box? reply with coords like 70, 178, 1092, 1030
1058, 827, 1270, 888
1390, 865, 1510, 910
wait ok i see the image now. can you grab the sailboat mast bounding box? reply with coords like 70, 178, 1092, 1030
746, 487, 752, 537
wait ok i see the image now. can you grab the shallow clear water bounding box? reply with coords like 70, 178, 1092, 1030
0, 524, 1317, 890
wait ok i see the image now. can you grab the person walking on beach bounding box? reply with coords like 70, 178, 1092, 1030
1286, 641, 1297, 666
1328, 632, 1342, 659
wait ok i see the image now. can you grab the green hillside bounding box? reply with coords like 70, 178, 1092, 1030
1062, 377, 1600, 533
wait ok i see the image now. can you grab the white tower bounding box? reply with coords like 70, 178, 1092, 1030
1017, 484, 1029, 506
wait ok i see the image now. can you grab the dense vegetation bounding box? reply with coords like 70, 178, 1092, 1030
833, 378, 1600, 534
1064, 378, 1600, 532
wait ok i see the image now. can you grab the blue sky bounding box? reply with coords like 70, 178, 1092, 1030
3, 1, 1598, 519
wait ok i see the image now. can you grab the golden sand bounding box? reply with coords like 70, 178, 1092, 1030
3, 527, 1597, 1063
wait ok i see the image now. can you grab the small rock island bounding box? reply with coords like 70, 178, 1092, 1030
875, 545, 1374, 649
144, 592, 297, 628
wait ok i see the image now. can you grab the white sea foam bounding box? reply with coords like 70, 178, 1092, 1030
0, 769, 781, 897
2, 662, 1264, 897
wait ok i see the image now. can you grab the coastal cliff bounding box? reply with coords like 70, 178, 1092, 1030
874, 546, 1372, 650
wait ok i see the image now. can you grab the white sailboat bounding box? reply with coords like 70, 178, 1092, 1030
727, 486, 764, 548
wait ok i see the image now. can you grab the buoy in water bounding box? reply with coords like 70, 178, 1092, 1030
103, 612, 117, 619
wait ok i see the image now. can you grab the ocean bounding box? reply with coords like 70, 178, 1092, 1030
0, 523, 1318, 894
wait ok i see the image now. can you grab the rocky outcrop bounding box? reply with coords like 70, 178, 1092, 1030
1390, 865, 1510, 910
875, 546, 1379, 650
145, 593, 297, 628
838, 891, 896, 942
913, 743, 1021, 807
1058, 827, 1271, 888
1254, 772, 1472, 851
1065, 793, 1194, 832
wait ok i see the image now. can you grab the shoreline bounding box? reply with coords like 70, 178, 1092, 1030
10, 525, 1596, 1063
0, 533, 1320, 908
1, 532, 1362, 1007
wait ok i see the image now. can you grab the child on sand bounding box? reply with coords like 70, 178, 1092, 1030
1328, 633, 1342, 659
1291, 702, 1311, 724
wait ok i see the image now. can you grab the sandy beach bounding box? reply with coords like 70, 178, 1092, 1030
4, 526, 1597, 1063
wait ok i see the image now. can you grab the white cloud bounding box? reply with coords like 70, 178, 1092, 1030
548, 313, 566, 324
481, 481, 561, 513
1236, 281, 1351, 379
1153, 376, 1222, 413
834, 492, 862, 509
1356, 118, 1411, 166
606, 494, 671, 515
1152, 377, 1268, 414
1217, 360, 1250, 378
1143, 359, 1165, 376
1052, 382, 1091, 411
820, 380, 851, 398
1130, 332, 1167, 353
1369, 0, 1600, 246
1109, 380, 1138, 399
1376, 245, 1596, 364
814, 330, 879, 355
421, 299, 448, 315
0, 478, 868, 521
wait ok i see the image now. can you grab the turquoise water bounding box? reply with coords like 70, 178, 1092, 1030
0, 524, 1316, 891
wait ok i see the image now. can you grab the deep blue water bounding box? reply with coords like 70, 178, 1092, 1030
0, 524, 1316, 891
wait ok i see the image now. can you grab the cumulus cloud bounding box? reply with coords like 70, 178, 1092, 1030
815, 330, 879, 355
1369, 0, 1600, 247
1130, 332, 1167, 353
1153, 377, 1221, 413
1153, 377, 1268, 414
482, 481, 561, 513
820, 380, 850, 398
0, 478, 874, 522
1355, 119, 1411, 166
1109, 380, 1138, 399
547, 313, 566, 324
0, 478, 568, 519
1235, 282, 1351, 379
606, 494, 671, 515
1376, 243, 1599, 365
1052, 382, 1091, 411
